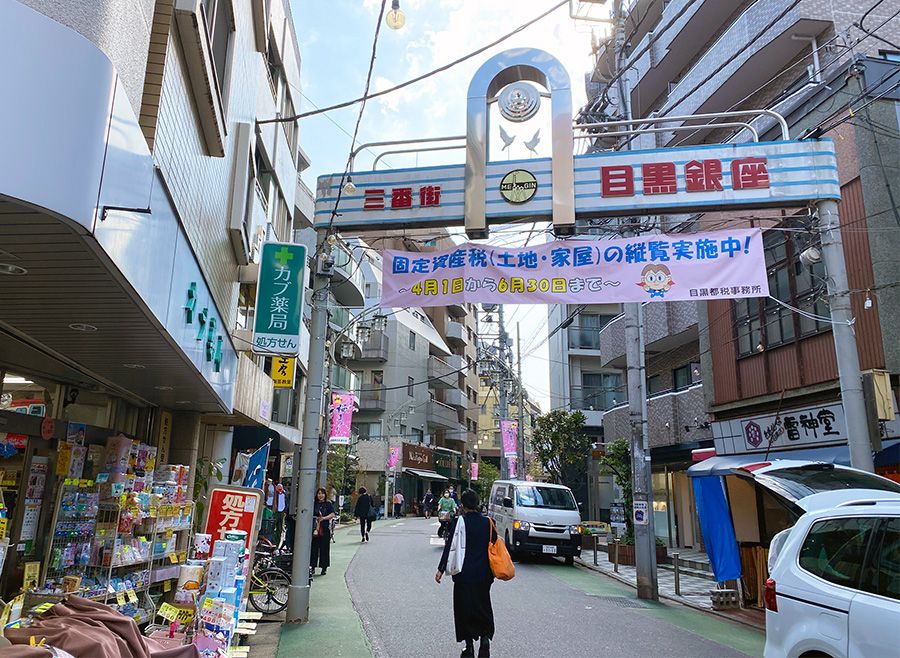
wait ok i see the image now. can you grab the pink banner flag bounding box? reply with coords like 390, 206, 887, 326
500, 420, 518, 458
471, 462, 479, 481
329, 393, 355, 445
387, 446, 401, 470
508, 458, 517, 479
381, 229, 768, 307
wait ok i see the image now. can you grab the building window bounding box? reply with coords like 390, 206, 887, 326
202, 0, 233, 101
672, 365, 692, 391
413, 428, 424, 443
409, 331, 416, 351
355, 422, 382, 440
647, 374, 663, 395
733, 228, 827, 357
577, 372, 623, 411
568, 314, 616, 350
407, 377, 414, 397
265, 36, 298, 155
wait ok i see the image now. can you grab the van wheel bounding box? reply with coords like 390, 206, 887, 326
506, 532, 520, 562
564, 556, 574, 566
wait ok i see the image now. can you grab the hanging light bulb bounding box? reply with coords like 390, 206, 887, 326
386, 0, 405, 30
343, 177, 356, 195
373, 313, 388, 332
864, 290, 873, 310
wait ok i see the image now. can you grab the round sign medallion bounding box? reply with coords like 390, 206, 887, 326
40, 416, 55, 440
499, 170, 538, 204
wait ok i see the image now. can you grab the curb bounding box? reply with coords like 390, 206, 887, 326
574, 558, 766, 632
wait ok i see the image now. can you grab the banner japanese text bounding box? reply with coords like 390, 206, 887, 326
329, 393, 356, 445
500, 420, 518, 458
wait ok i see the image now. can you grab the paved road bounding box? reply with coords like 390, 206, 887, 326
346, 517, 764, 658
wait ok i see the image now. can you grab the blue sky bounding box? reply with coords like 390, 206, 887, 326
290, 0, 609, 410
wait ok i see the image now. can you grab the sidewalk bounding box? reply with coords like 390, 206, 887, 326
274, 525, 372, 657
576, 544, 765, 629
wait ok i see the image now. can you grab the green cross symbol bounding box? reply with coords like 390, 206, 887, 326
274, 247, 294, 266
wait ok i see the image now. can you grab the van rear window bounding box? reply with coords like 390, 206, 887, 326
513, 486, 577, 510
755, 467, 900, 501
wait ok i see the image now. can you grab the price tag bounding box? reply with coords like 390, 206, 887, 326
159, 602, 195, 625
165, 528, 173, 539
168, 553, 179, 564
126, 589, 138, 603
162, 580, 172, 593
115, 590, 126, 606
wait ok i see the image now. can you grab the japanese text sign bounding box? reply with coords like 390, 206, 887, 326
271, 357, 296, 389
252, 242, 306, 356
329, 393, 356, 445
315, 140, 839, 231
500, 420, 518, 458
203, 486, 261, 552
382, 229, 768, 306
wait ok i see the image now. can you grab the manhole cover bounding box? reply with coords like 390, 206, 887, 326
586, 595, 648, 608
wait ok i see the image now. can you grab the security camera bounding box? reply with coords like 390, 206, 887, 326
799, 246, 822, 267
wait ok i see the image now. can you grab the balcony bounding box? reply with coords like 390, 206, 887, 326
295, 175, 315, 228
446, 320, 467, 347
601, 384, 708, 449
626, 0, 745, 118
427, 400, 459, 430
331, 242, 365, 307
358, 331, 388, 362
445, 388, 467, 410
652, 0, 831, 133
598, 301, 698, 368
357, 385, 387, 412
427, 355, 456, 389
567, 325, 602, 352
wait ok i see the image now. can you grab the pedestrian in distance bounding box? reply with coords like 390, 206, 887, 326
310, 487, 335, 575
435, 489, 497, 658
449, 485, 460, 506
274, 482, 287, 546
354, 486, 375, 542
437, 489, 458, 539
264, 478, 275, 508
423, 490, 435, 519
393, 489, 405, 518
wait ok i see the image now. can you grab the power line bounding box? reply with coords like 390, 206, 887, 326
260, 1, 569, 125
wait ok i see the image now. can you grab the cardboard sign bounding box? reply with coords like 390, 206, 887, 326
158, 602, 194, 625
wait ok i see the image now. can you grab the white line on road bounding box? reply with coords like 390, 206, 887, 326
429, 538, 444, 546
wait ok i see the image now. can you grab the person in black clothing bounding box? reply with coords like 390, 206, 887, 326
435, 489, 496, 658
423, 490, 435, 519
310, 487, 335, 575
354, 486, 374, 542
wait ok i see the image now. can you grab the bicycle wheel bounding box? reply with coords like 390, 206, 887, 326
248, 568, 291, 615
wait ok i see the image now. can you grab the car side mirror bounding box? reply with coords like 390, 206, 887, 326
578, 501, 584, 510
502, 497, 513, 508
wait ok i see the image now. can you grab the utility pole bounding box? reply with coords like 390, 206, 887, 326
287, 230, 332, 623
615, 0, 658, 601
516, 323, 525, 474
497, 305, 510, 479
816, 199, 875, 472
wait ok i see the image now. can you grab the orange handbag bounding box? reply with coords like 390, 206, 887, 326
487, 518, 515, 581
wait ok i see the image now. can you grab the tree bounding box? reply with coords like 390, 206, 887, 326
531, 410, 591, 502
597, 438, 633, 540
471, 460, 499, 502
327, 445, 358, 513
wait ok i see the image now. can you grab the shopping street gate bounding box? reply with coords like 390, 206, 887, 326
312, 47, 840, 305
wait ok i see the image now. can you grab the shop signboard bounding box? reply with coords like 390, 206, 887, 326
252, 242, 306, 356
271, 357, 296, 388
202, 485, 262, 553
402, 443, 433, 470
712, 400, 900, 455
157, 411, 172, 465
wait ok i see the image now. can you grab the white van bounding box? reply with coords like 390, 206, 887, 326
489, 480, 582, 564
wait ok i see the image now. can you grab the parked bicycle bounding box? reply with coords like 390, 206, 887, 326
247, 561, 291, 615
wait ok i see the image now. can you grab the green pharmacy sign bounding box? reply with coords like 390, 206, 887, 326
252, 242, 306, 356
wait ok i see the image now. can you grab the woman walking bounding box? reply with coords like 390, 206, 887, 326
310, 487, 335, 575
423, 490, 435, 519
435, 489, 496, 658
354, 486, 374, 542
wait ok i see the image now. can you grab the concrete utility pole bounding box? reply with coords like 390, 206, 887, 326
816, 199, 875, 472
497, 305, 510, 479
615, 0, 658, 601
287, 231, 332, 623
516, 323, 525, 472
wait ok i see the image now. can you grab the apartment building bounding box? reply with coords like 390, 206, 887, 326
0, 0, 318, 503
565, 0, 900, 546
476, 375, 541, 471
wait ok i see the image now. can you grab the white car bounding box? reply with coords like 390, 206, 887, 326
763, 490, 900, 658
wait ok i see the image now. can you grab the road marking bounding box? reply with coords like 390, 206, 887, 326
430, 538, 445, 546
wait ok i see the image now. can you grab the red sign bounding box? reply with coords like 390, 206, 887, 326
203, 486, 262, 552
600, 157, 769, 198
40, 417, 55, 440
364, 185, 442, 211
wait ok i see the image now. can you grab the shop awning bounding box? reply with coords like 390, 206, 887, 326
403, 468, 448, 481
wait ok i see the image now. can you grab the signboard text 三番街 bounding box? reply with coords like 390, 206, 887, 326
381, 229, 768, 307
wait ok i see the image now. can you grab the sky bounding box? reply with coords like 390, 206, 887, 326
290, 0, 610, 411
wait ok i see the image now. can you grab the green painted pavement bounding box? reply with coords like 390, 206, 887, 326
277, 527, 372, 657
540, 565, 765, 658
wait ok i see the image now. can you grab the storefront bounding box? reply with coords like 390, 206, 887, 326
399, 443, 446, 514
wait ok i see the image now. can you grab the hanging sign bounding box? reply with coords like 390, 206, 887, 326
500, 420, 518, 458
314, 139, 839, 231
387, 446, 402, 470
252, 242, 306, 356
471, 462, 478, 481
381, 229, 769, 307
271, 357, 296, 388
329, 393, 356, 445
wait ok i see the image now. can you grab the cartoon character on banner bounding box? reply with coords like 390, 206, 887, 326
637, 263, 675, 298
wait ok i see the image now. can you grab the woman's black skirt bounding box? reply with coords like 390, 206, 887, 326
453, 580, 494, 642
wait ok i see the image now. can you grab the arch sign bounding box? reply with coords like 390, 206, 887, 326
313, 48, 840, 306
